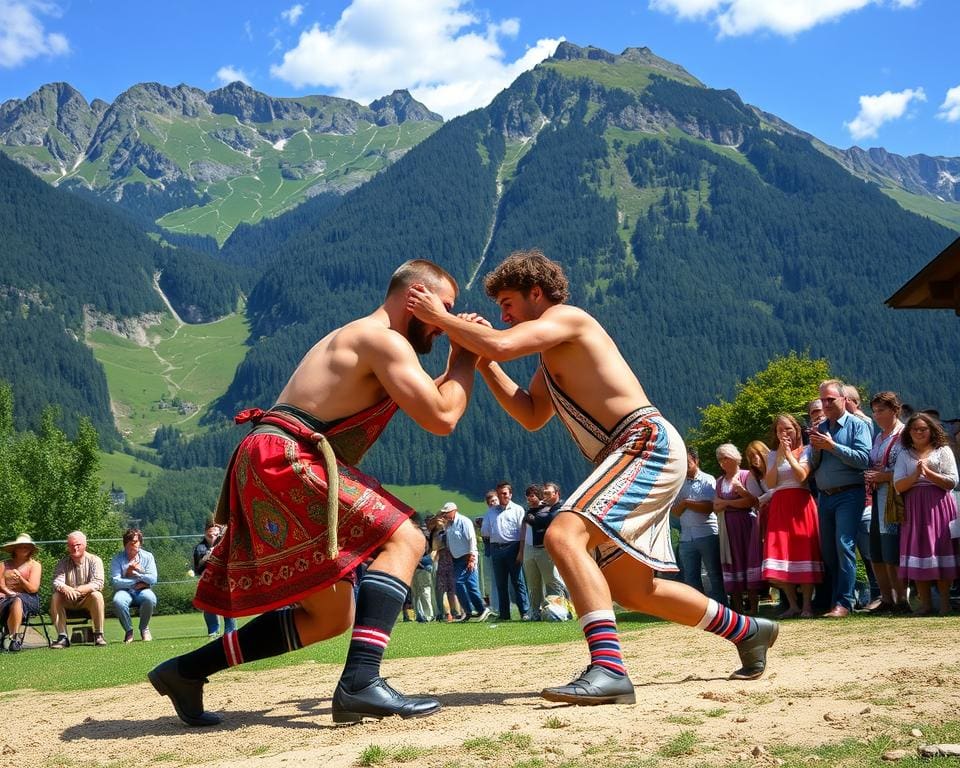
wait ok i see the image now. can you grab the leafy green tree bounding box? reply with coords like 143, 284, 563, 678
0, 381, 120, 551
687, 352, 832, 474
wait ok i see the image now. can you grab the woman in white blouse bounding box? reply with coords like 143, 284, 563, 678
762, 414, 823, 618
893, 413, 960, 616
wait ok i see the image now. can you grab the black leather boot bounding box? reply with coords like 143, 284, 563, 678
148, 658, 223, 727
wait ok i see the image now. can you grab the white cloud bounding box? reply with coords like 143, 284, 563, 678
216, 66, 252, 87
243, 20, 253, 41
281, 4, 304, 25
0, 0, 70, 68
649, 0, 917, 37
269, 0, 563, 118
937, 85, 960, 123
844, 87, 926, 141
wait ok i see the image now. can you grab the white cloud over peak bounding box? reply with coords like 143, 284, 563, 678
281, 4, 304, 26
937, 85, 960, 123
0, 0, 69, 69
269, 0, 562, 118
649, 0, 916, 37
844, 87, 926, 141
216, 66, 252, 87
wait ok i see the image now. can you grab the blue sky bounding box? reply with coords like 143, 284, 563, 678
1, 0, 957, 157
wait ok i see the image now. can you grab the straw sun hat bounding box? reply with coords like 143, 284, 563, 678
1, 533, 38, 556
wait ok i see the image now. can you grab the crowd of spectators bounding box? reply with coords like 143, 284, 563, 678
0, 527, 163, 650
403, 481, 571, 623
671, 380, 960, 619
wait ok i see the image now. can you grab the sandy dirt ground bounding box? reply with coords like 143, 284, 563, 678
8, 616, 960, 767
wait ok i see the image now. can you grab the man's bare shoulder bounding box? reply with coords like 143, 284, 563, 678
542, 303, 596, 323
541, 303, 604, 336
335, 315, 407, 354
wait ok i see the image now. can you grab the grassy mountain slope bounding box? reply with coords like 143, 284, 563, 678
88, 309, 250, 444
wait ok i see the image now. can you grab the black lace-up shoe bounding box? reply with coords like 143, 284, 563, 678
541, 664, 636, 705
148, 659, 222, 727
332, 677, 441, 723
730, 617, 779, 680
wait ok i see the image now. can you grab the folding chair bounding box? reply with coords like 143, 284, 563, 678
0, 606, 51, 650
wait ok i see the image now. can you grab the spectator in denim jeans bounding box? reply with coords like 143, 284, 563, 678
670, 448, 725, 605
810, 379, 871, 618
110, 528, 158, 642
437, 501, 490, 621
480, 482, 530, 620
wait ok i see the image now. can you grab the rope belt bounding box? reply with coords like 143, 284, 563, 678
237, 408, 342, 560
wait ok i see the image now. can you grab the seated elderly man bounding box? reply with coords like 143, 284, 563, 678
111, 528, 158, 643
50, 530, 107, 647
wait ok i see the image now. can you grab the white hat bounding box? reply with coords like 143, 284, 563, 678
2, 533, 38, 556
438, 502, 457, 514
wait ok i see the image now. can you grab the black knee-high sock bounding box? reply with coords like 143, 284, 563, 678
177, 607, 302, 680
338, 570, 408, 691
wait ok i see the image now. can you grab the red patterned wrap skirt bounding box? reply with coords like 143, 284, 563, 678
194, 407, 413, 617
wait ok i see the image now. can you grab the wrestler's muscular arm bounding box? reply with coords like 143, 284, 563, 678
365, 328, 477, 436
479, 362, 555, 431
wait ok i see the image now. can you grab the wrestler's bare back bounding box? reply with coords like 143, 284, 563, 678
275, 312, 397, 423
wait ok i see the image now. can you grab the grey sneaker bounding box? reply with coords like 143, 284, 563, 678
730, 617, 779, 680
541, 665, 636, 705
473, 607, 492, 622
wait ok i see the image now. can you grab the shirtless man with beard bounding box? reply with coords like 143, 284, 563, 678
150, 260, 479, 726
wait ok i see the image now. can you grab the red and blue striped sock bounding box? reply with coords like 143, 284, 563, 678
697, 599, 757, 644
580, 609, 627, 676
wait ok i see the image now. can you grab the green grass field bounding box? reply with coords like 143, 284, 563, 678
382, 484, 489, 518
88, 310, 250, 446
97, 450, 162, 501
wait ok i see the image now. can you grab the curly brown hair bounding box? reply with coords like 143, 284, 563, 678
901, 413, 949, 450
483, 249, 569, 303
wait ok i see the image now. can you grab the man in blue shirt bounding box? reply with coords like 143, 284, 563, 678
810, 379, 872, 618
480, 482, 530, 620
110, 528, 159, 642
670, 448, 725, 605
437, 502, 490, 622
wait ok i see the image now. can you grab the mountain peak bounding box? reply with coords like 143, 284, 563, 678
547, 42, 701, 87
369, 90, 443, 124
207, 81, 282, 122
620, 46, 701, 84
551, 42, 616, 63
